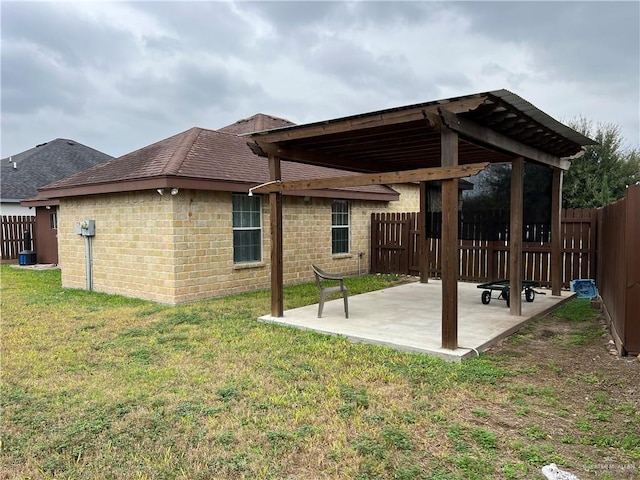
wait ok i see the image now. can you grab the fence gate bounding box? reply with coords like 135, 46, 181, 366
370, 212, 420, 275
560, 208, 598, 286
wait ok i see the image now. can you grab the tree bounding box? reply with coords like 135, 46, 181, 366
563, 118, 640, 208
463, 162, 552, 222
460, 117, 639, 240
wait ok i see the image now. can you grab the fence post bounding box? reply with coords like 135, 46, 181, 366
487, 240, 495, 281
589, 211, 597, 280
419, 182, 429, 282
401, 213, 410, 274
370, 213, 378, 274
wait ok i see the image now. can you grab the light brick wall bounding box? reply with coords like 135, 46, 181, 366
58, 184, 419, 304
59, 192, 177, 303
385, 184, 420, 213
173, 190, 271, 302
346, 184, 420, 277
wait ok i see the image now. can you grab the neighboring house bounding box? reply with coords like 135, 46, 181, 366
28, 114, 420, 304
1, 139, 113, 215
1, 139, 113, 263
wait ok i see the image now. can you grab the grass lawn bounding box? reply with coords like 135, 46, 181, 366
1, 265, 639, 479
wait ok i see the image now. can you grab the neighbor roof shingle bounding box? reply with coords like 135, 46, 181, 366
1, 139, 113, 200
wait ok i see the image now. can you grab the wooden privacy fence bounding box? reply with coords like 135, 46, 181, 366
370, 209, 597, 288
1, 215, 36, 261
370, 213, 418, 276
596, 185, 639, 355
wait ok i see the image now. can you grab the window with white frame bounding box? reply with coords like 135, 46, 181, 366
331, 199, 350, 254
232, 193, 262, 263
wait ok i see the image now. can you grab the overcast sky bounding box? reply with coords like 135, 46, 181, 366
2, 1, 639, 159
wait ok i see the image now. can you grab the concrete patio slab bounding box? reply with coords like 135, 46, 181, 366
259, 279, 575, 362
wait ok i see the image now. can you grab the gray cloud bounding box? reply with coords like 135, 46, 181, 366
247, 1, 442, 32
1, 39, 101, 117
1, 1, 638, 158
116, 59, 267, 117
2, 2, 138, 69
455, 1, 639, 84
245, 1, 342, 31
137, 2, 258, 59
302, 37, 405, 90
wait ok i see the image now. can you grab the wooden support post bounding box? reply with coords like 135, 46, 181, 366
269, 155, 284, 317
419, 181, 429, 283
441, 128, 458, 350
510, 157, 524, 316
551, 168, 563, 296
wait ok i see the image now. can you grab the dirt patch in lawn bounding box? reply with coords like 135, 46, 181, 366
479, 306, 640, 479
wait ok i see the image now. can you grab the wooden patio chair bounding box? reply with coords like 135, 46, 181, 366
312, 264, 349, 318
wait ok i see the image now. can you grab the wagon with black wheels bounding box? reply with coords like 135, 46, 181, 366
477, 280, 544, 307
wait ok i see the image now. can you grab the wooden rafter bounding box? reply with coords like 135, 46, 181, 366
248, 163, 488, 195
250, 97, 485, 144
251, 142, 366, 172
438, 108, 571, 170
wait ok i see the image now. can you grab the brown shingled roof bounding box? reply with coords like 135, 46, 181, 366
33, 125, 398, 202
218, 113, 295, 135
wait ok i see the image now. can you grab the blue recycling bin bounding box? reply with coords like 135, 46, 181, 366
570, 279, 597, 298
19, 250, 36, 265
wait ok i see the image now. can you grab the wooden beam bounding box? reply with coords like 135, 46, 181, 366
439, 108, 571, 170
419, 181, 429, 283
249, 97, 486, 144
441, 128, 459, 350
551, 168, 563, 296
269, 155, 284, 317
510, 157, 524, 316
255, 141, 372, 172
249, 163, 489, 194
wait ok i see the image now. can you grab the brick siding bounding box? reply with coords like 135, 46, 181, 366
59, 185, 419, 304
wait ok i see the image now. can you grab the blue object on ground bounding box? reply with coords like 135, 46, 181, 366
570, 279, 597, 298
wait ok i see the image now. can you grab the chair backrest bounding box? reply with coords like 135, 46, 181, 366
312, 264, 324, 290
312, 264, 345, 286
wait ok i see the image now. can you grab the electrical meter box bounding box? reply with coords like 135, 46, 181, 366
75, 220, 96, 237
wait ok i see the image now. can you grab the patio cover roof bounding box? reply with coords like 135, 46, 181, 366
248, 89, 595, 174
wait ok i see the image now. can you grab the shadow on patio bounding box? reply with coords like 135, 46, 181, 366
259, 280, 575, 362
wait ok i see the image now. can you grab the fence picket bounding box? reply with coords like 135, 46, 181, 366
371, 209, 597, 287
1, 216, 36, 261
